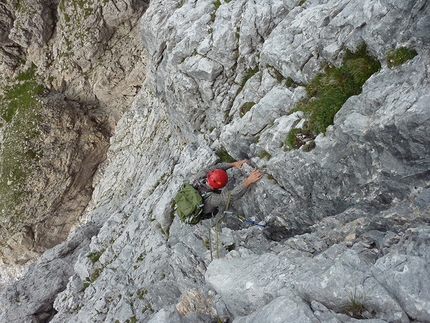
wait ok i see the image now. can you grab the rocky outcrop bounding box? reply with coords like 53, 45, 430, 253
1, 0, 430, 322
0, 0, 149, 273
0, 92, 110, 274
0, 222, 100, 323
1, 0, 148, 122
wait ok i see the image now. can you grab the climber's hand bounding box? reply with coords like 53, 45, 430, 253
243, 168, 264, 188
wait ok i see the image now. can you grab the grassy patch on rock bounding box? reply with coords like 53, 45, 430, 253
241, 66, 259, 88
0, 64, 44, 233
287, 43, 380, 150
285, 122, 314, 150
216, 147, 235, 163
87, 249, 105, 263
386, 47, 418, 68
239, 102, 255, 118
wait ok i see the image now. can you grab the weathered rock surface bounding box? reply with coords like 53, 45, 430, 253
1, 0, 430, 322
0, 0, 149, 274
0, 92, 110, 272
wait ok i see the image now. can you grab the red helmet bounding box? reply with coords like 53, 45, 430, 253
206, 169, 228, 189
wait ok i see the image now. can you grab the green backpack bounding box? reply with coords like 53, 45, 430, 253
174, 183, 205, 224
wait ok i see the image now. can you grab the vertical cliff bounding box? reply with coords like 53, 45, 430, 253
0, 0, 148, 278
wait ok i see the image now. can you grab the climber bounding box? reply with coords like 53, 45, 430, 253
192, 159, 264, 217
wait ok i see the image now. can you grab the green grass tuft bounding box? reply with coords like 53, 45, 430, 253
87, 250, 105, 263
216, 148, 235, 163
2, 66, 44, 122
285, 122, 315, 151
259, 150, 272, 160
286, 128, 303, 150
266, 65, 284, 83
289, 43, 380, 146
211, 0, 221, 21
214, 0, 221, 9
343, 290, 367, 318
386, 47, 418, 68
241, 67, 259, 87
239, 102, 255, 118
285, 77, 293, 88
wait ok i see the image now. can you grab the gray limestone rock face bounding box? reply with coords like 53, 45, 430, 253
8, 0, 54, 49
0, 223, 99, 323
0, 3, 14, 45
1, 0, 430, 322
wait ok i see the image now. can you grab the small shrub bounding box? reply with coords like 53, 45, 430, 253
386, 47, 418, 68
